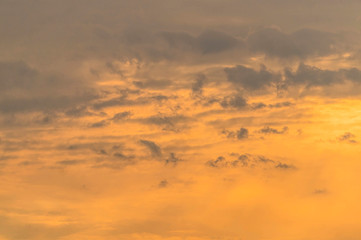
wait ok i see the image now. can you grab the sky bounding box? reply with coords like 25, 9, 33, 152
1, 1, 361, 239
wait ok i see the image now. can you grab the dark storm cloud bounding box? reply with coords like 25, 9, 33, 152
139, 140, 162, 157
224, 65, 281, 91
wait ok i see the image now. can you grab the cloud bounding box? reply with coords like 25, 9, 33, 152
222, 127, 249, 140
206, 154, 293, 169
247, 28, 300, 58
133, 79, 172, 89
247, 27, 339, 59
191, 74, 206, 96
139, 140, 162, 157
206, 153, 292, 169
111, 111, 132, 122
159, 30, 240, 55
224, 64, 281, 91
91, 91, 168, 111
197, 30, 239, 54
89, 120, 108, 128
0, 61, 97, 113
165, 152, 182, 166
237, 128, 249, 139
251, 101, 293, 110
313, 189, 328, 195
158, 31, 197, 52
64, 106, 96, 118
285, 63, 342, 88
138, 114, 192, 131
220, 93, 248, 109
158, 179, 168, 188
259, 126, 288, 134
337, 132, 358, 144
56, 160, 84, 166
275, 163, 295, 169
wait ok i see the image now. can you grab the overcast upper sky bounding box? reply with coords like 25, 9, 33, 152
1, 1, 361, 240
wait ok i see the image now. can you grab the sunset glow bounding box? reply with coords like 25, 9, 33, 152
1, 1, 361, 239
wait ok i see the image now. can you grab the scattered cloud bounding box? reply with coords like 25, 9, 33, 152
337, 132, 358, 144
259, 126, 289, 135
139, 140, 162, 157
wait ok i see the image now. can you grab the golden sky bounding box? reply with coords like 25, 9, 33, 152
1, 1, 361, 239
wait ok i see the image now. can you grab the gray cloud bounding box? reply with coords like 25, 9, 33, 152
284, 64, 361, 90
247, 28, 339, 59
206, 153, 292, 169
89, 120, 108, 128
133, 79, 172, 89
192, 74, 206, 96
138, 114, 192, 131
259, 126, 288, 135
275, 163, 295, 169
285, 63, 342, 88
313, 189, 328, 195
337, 132, 358, 144
222, 127, 249, 140
237, 128, 249, 139
111, 111, 132, 122
251, 101, 293, 110
207, 153, 294, 171
65, 106, 96, 118
0, 61, 97, 113
220, 93, 248, 109
139, 140, 162, 157
159, 30, 240, 55
158, 179, 168, 188
224, 65, 281, 91
56, 160, 85, 166
165, 152, 182, 166
197, 30, 239, 54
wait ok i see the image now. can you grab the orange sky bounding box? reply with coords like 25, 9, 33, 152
1, 1, 361, 239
